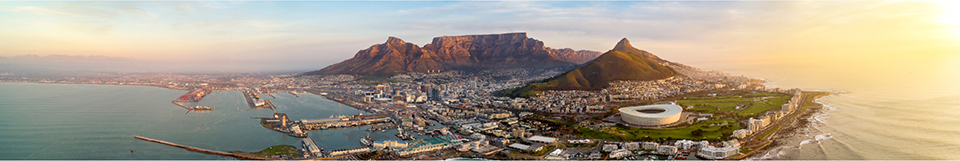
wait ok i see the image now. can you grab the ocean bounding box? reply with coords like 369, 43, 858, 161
0, 83, 428, 159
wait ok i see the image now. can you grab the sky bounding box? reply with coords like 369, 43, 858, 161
1, 1, 959, 74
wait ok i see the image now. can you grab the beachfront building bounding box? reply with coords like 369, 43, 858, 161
602, 144, 619, 152
657, 145, 679, 155
732, 129, 752, 139
674, 140, 696, 150
624, 142, 640, 150
698, 146, 739, 159
642, 142, 659, 150
748, 117, 768, 132
457, 140, 488, 152
609, 149, 633, 159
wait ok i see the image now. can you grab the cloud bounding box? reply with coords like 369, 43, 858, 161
246, 20, 299, 28
12, 6, 84, 17
127, 9, 158, 19
59, 21, 114, 36
175, 4, 193, 11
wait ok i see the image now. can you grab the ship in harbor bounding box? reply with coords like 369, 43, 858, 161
360, 133, 373, 146
395, 127, 415, 140
190, 105, 214, 111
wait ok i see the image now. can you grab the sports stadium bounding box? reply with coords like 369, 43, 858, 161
619, 104, 683, 126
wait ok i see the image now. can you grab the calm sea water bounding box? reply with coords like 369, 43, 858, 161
0, 83, 423, 159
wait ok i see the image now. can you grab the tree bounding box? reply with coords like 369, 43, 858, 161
691, 129, 705, 137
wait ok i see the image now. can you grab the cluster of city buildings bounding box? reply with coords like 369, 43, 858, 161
595, 139, 742, 159
733, 89, 804, 139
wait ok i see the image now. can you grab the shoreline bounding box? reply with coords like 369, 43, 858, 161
745, 92, 835, 160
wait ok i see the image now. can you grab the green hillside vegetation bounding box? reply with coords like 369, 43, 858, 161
500, 49, 676, 97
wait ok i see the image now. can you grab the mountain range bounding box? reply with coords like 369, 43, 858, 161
306, 32, 704, 98
498, 38, 679, 97
303, 33, 601, 77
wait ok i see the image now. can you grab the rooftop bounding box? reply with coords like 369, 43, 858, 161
528, 135, 558, 143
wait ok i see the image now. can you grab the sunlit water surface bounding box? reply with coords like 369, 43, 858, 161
0, 83, 433, 159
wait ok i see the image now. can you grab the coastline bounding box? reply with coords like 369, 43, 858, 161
745, 92, 835, 160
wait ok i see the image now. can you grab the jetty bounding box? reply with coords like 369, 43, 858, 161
171, 101, 190, 110
133, 135, 271, 160
241, 90, 275, 110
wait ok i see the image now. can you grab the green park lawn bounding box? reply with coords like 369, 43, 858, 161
678, 92, 791, 117
579, 119, 739, 141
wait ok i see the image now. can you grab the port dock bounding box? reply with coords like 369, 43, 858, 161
299, 115, 392, 130
241, 90, 275, 110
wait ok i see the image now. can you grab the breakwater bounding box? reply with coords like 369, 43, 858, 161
133, 135, 271, 160
171, 101, 190, 110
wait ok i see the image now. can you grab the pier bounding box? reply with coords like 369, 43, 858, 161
133, 135, 271, 160
300, 117, 392, 130
241, 90, 275, 110
171, 101, 215, 113
171, 101, 190, 110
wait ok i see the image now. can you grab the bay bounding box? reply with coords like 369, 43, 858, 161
0, 83, 406, 159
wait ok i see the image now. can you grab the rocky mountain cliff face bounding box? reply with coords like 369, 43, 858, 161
304, 33, 602, 76
550, 48, 602, 64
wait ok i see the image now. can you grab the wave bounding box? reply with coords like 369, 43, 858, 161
747, 92, 841, 160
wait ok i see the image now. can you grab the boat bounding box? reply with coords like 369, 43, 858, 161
190, 105, 214, 111
395, 127, 415, 140
360, 133, 373, 146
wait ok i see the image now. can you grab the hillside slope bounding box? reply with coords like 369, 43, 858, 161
500, 38, 678, 97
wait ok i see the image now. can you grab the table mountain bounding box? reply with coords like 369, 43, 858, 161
303, 33, 601, 77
